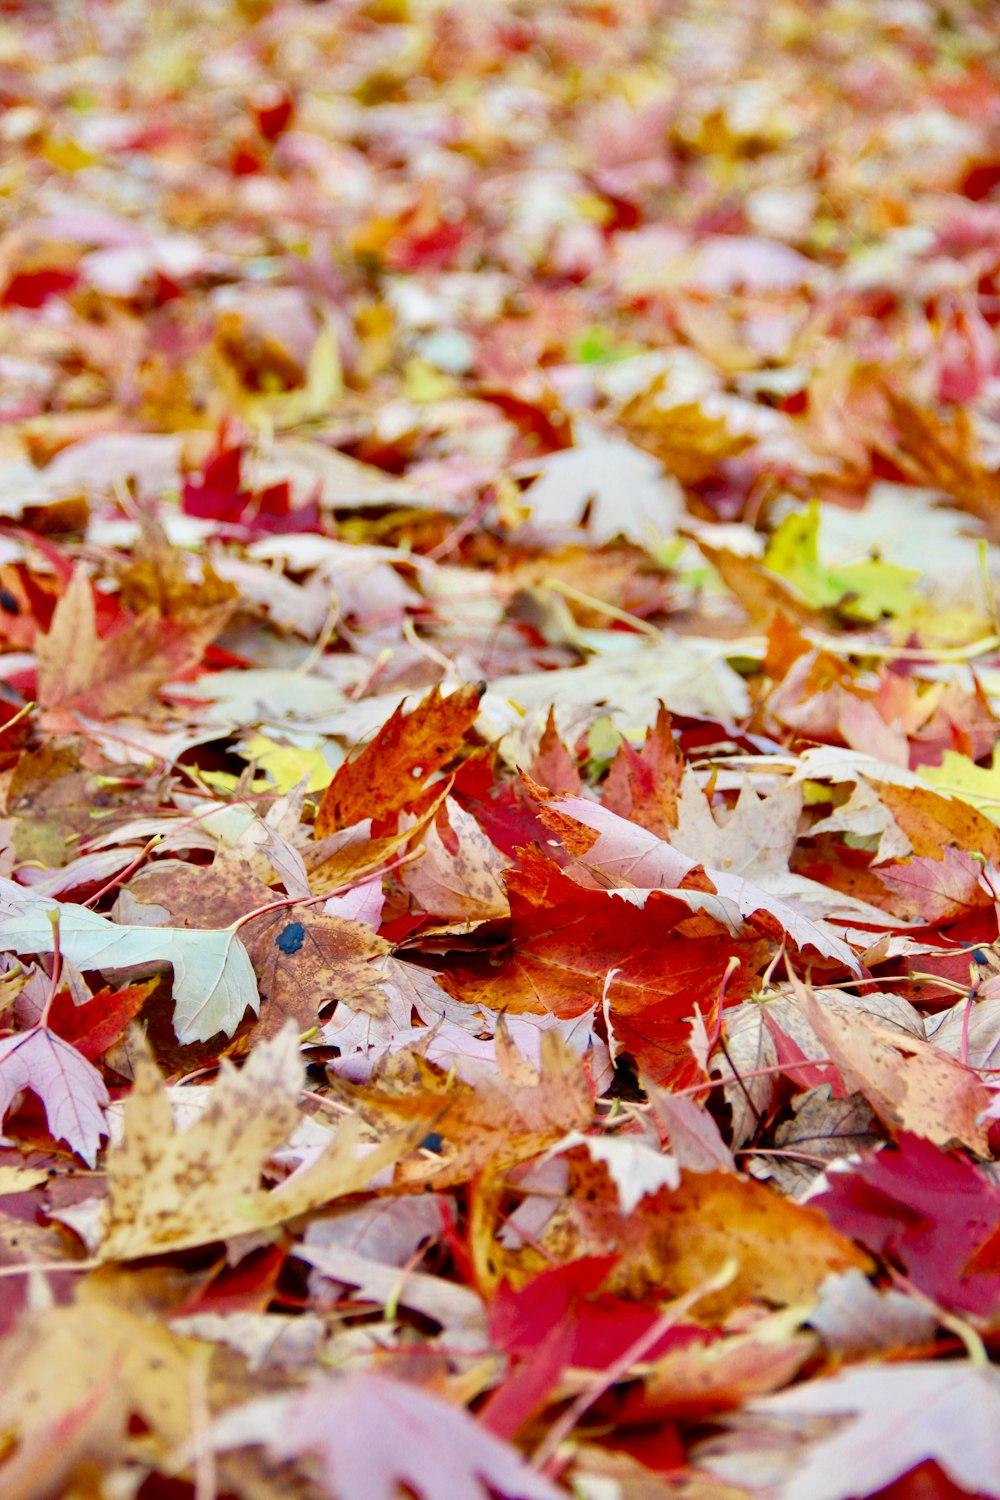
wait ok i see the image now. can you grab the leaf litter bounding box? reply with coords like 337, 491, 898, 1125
3, 1, 1000, 1497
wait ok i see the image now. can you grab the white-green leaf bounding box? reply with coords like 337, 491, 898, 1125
0, 893, 258, 1044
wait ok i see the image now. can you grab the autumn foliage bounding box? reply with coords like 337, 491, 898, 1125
4, 1, 1000, 1497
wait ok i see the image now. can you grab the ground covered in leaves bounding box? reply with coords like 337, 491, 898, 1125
5, 0, 1000, 1496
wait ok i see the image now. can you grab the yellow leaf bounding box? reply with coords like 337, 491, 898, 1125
241, 733, 337, 793
920, 748, 1000, 826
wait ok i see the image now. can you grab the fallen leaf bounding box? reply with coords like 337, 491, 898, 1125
809, 1133, 1000, 1318
606, 1171, 871, 1317
0, 880, 259, 1043
618, 387, 754, 486
400, 797, 511, 923
764, 501, 919, 622
600, 703, 683, 839
315, 682, 485, 835
47, 979, 156, 1060
746, 1362, 1000, 1500
0, 1025, 108, 1166
439, 848, 768, 1088
0, 1279, 197, 1489
209, 1371, 563, 1500
798, 983, 993, 1153
36, 565, 228, 719
99, 1022, 415, 1258
543, 792, 862, 968
552, 1132, 681, 1215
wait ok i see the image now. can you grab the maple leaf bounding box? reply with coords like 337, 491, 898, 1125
877, 844, 990, 923
0, 1025, 109, 1166
35, 565, 227, 719
603, 1170, 871, 1318
885, 391, 1000, 531
528, 707, 582, 795
314, 682, 485, 836
0, 1278, 198, 1491
484, 1255, 709, 1438
542, 792, 862, 969
339, 1021, 593, 1187
47, 979, 155, 1061
810, 1133, 1000, 1318
764, 500, 920, 622
600, 703, 683, 838
438, 848, 768, 1089
99, 1023, 421, 1259
921, 747, 1000, 826
209, 1371, 563, 1500
0, 889, 259, 1044
743, 1362, 1000, 1500
124, 857, 390, 1038
517, 426, 683, 545
400, 796, 511, 923
860, 779, 1000, 862
617, 386, 754, 486
798, 982, 993, 1153
613, 1311, 816, 1426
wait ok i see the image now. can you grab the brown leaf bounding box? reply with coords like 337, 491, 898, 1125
0, 1277, 197, 1493
400, 797, 511, 924
36, 566, 229, 719
619, 387, 754, 485
335, 1023, 593, 1188
127, 856, 390, 1036
116, 511, 238, 617
885, 392, 1000, 533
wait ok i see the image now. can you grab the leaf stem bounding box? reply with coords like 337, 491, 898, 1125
39, 908, 62, 1029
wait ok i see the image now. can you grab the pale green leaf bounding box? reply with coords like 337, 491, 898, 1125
0, 897, 258, 1044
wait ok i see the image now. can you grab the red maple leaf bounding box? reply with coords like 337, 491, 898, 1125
811, 1132, 1000, 1318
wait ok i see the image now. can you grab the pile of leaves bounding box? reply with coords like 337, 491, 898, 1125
5, 0, 1000, 1495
